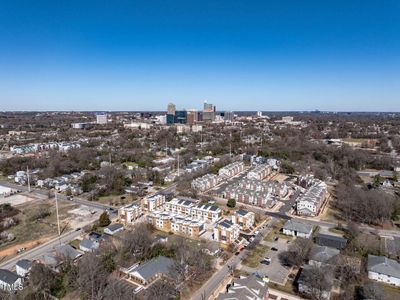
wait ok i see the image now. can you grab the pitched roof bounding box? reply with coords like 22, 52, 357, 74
131, 256, 174, 282
283, 219, 313, 234
105, 223, 124, 232
80, 239, 99, 250
216, 275, 268, 300
0, 269, 20, 285
55, 244, 82, 260
309, 245, 340, 263
16, 259, 33, 270
368, 255, 400, 278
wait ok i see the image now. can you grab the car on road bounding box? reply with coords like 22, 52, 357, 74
260, 260, 270, 265
274, 237, 279, 241
264, 257, 271, 262
271, 247, 278, 251
235, 251, 240, 255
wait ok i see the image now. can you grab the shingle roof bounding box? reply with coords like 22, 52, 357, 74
80, 239, 99, 250
216, 275, 268, 300
132, 256, 174, 281
16, 259, 33, 270
368, 255, 400, 278
0, 269, 20, 285
105, 223, 124, 232
55, 244, 82, 260
309, 245, 340, 263
283, 219, 313, 234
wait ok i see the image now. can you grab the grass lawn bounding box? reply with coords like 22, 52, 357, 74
97, 194, 133, 206
242, 245, 266, 268
382, 283, 400, 299
268, 280, 298, 295
69, 239, 81, 249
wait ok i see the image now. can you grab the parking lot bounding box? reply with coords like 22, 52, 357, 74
241, 238, 292, 285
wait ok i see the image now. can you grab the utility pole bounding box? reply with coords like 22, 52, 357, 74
55, 192, 61, 244
229, 132, 232, 157
177, 153, 180, 176
26, 166, 31, 193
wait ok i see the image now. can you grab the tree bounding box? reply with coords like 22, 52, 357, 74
300, 265, 333, 300
227, 198, 236, 208
99, 211, 111, 227
278, 237, 312, 267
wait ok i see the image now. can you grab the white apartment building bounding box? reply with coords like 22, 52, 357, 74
141, 194, 166, 212
231, 209, 255, 230
296, 181, 327, 216
118, 203, 142, 225
247, 164, 272, 180
165, 198, 222, 222
218, 161, 245, 178
213, 219, 240, 245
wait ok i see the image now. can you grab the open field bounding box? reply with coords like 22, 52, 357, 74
0, 197, 100, 261
96, 193, 133, 206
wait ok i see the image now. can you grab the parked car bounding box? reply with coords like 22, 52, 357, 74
274, 237, 279, 241
260, 260, 270, 265
271, 247, 278, 251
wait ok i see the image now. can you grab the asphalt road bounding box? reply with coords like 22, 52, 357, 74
190, 218, 277, 300
0, 229, 83, 270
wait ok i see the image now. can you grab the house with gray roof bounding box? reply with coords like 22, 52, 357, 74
104, 223, 124, 235
0, 269, 23, 291
216, 275, 269, 300
79, 239, 99, 252
315, 233, 347, 250
282, 219, 313, 238
368, 255, 400, 286
120, 256, 174, 286
15, 259, 33, 277
55, 244, 82, 261
309, 245, 340, 267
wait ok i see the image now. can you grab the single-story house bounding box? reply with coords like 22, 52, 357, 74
120, 256, 174, 286
216, 275, 269, 300
37, 254, 62, 270
55, 244, 82, 261
282, 219, 313, 238
368, 255, 400, 287
15, 259, 33, 277
79, 239, 99, 252
0, 269, 23, 291
315, 233, 347, 250
104, 223, 124, 235
88, 231, 103, 243
309, 245, 340, 267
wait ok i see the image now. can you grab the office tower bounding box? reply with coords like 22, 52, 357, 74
166, 114, 175, 124
174, 110, 187, 124
224, 111, 234, 122
203, 100, 216, 122
96, 113, 107, 124
167, 103, 176, 115
187, 109, 198, 125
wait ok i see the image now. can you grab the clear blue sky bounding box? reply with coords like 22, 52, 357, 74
0, 1, 399, 111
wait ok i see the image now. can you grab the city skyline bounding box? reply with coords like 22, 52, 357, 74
0, 1, 399, 111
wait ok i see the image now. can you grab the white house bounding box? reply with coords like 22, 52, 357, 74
15, 259, 33, 277
282, 219, 313, 238
0, 269, 23, 291
368, 255, 400, 287
104, 223, 124, 235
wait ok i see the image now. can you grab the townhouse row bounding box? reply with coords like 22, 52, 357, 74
247, 164, 272, 180
296, 180, 328, 216
218, 161, 245, 178
191, 173, 223, 192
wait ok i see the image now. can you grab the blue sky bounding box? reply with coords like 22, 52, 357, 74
0, 1, 399, 111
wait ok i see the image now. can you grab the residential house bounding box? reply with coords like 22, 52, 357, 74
15, 259, 33, 277
0, 269, 22, 292
104, 223, 124, 235
55, 244, 82, 261
315, 233, 347, 250
216, 275, 269, 300
368, 255, 400, 286
231, 209, 255, 230
309, 245, 340, 267
79, 239, 99, 252
282, 220, 313, 238
120, 256, 174, 286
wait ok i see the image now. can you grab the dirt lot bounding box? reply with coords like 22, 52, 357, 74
97, 193, 134, 206
0, 192, 46, 206
0, 198, 81, 260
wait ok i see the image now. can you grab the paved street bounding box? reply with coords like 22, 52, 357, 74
0, 229, 82, 270
190, 218, 278, 300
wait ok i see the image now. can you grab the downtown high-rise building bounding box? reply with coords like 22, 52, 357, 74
167, 103, 176, 115
203, 100, 216, 122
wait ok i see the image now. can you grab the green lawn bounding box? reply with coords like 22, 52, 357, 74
242, 245, 266, 268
